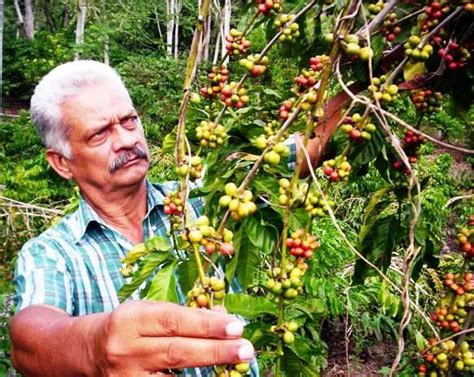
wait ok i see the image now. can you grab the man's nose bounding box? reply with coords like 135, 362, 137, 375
112, 124, 139, 150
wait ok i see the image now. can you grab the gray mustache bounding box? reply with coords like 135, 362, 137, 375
109, 146, 148, 173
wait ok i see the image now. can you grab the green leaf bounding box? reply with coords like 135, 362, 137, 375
262, 88, 282, 98
415, 330, 427, 352
176, 257, 199, 296
145, 235, 172, 252
285, 298, 326, 320
162, 131, 177, 154
403, 62, 427, 81
224, 294, 277, 318
358, 187, 391, 244
353, 215, 401, 285
244, 216, 274, 252
304, 7, 317, 45
118, 252, 172, 302
146, 261, 179, 303
281, 346, 321, 377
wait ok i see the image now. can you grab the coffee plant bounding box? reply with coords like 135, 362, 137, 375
116, 1, 473, 376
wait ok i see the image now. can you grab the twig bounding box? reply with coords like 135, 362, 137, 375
357, 0, 400, 38
443, 194, 474, 208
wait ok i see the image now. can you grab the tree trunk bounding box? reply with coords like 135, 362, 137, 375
75, 0, 88, 60
24, 0, 34, 40
62, 3, 70, 28
13, 0, 23, 25
221, 0, 231, 62
0, 0, 3, 114
174, 0, 181, 58
104, 34, 109, 65
166, 0, 175, 55
154, 7, 163, 40
41, 0, 56, 32
201, 9, 211, 61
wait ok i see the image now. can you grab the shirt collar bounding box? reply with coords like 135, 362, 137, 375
71, 180, 166, 243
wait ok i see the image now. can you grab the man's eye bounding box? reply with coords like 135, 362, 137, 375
123, 116, 139, 128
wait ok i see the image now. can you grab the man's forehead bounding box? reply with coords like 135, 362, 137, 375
62, 81, 133, 114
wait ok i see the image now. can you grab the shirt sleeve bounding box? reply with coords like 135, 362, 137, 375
285, 133, 298, 171
14, 238, 74, 314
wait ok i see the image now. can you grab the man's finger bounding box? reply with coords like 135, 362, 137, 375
140, 338, 254, 370
137, 302, 243, 339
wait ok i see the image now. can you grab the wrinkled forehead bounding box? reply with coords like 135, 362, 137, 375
60, 80, 135, 129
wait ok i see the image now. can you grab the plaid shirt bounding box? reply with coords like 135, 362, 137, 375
14, 135, 297, 376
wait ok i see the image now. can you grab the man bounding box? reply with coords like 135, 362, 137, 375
10, 60, 329, 376
10, 60, 257, 376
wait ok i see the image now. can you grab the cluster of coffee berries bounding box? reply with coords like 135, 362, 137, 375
277, 178, 292, 206
264, 142, 290, 166
239, 54, 269, 77
225, 29, 251, 56
252, 132, 282, 151
338, 34, 374, 61
274, 14, 300, 42
404, 36, 434, 63
431, 294, 471, 334
270, 321, 299, 345
367, 1, 385, 18
322, 155, 352, 182
458, 222, 473, 258
444, 272, 473, 296
252, 121, 288, 151
256, 0, 282, 15
380, 12, 401, 42
187, 276, 226, 309
220, 82, 249, 108
216, 362, 250, 377
340, 113, 377, 142
176, 155, 202, 180
368, 76, 399, 103
219, 183, 257, 221
264, 263, 305, 301
185, 216, 235, 256
293, 55, 329, 93
286, 229, 320, 259
419, 339, 474, 375
200, 65, 230, 99
195, 120, 227, 148
422, 2, 451, 33
164, 191, 184, 217
304, 191, 334, 217
392, 130, 424, 173
438, 42, 471, 70
278, 99, 294, 121
203, 228, 234, 256
410, 89, 443, 113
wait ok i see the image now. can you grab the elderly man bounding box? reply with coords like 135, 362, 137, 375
10, 59, 328, 376
10, 60, 261, 377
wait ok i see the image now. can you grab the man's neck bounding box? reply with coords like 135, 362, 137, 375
81, 180, 148, 245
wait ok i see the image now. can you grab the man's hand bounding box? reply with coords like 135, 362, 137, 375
10, 301, 254, 377
93, 300, 254, 376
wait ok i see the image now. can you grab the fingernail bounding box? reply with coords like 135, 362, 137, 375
226, 321, 244, 337
238, 343, 254, 361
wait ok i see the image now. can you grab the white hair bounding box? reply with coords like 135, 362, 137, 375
30, 60, 127, 158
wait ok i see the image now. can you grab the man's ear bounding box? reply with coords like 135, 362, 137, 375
45, 149, 74, 180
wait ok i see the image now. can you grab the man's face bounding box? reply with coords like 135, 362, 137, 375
59, 80, 150, 193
